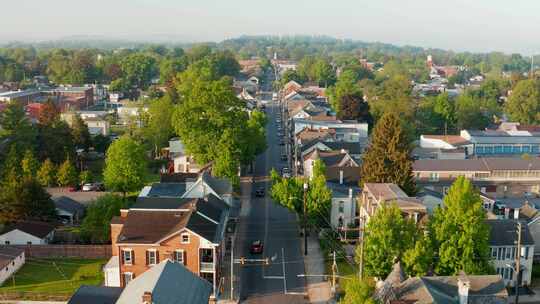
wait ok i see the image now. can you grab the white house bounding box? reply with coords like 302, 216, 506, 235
487, 219, 535, 287
0, 247, 25, 285
0, 221, 55, 245
168, 138, 203, 174
327, 183, 359, 229
103, 256, 120, 287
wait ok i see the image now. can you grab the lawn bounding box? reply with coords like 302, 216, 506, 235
0, 258, 106, 294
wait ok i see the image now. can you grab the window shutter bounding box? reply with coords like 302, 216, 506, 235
183, 251, 187, 265
120, 251, 124, 265
156, 251, 160, 263
131, 250, 135, 265
146, 251, 149, 265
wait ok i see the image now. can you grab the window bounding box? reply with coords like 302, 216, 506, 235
181, 233, 190, 244
123, 272, 133, 285
512, 145, 522, 154
429, 173, 439, 182
338, 201, 344, 213
122, 249, 133, 265
497, 247, 503, 260
506, 247, 511, 259
525, 246, 530, 259
502, 247, 506, 260
494, 145, 503, 154
27, 242, 32, 245
491, 247, 497, 258
4, 241, 9, 245
174, 250, 185, 264
147, 249, 157, 266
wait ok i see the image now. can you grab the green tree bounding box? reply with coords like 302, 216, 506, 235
1, 146, 21, 180
120, 53, 157, 89
455, 94, 491, 130
0, 177, 56, 224
337, 94, 373, 126
327, 70, 362, 113
37, 159, 56, 187
431, 176, 492, 275
143, 97, 174, 158
80, 194, 128, 243
402, 234, 434, 277
21, 149, 39, 178
71, 114, 92, 151
103, 136, 147, 197
159, 57, 187, 85
359, 203, 418, 278
505, 79, 540, 124
0, 102, 37, 154
360, 113, 416, 195
37, 120, 76, 164
341, 277, 377, 304
57, 158, 78, 187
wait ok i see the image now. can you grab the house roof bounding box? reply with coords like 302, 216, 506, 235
132, 197, 197, 210
414, 158, 540, 172
117, 195, 228, 244
68, 285, 123, 304
296, 128, 336, 143
3, 221, 55, 239
304, 149, 358, 168
486, 219, 534, 246
200, 171, 232, 195
397, 274, 507, 304
147, 183, 186, 197
422, 135, 470, 146
160, 173, 199, 183
116, 260, 212, 304
363, 183, 409, 201
0, 247, 24, 269
53, 196, 86, 215
117, 210, 191, 244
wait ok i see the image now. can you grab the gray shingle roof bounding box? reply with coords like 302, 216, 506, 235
486, 219, 534, 246
115, 260, 212, 304
147, 183, 186, 197
68, 285, 122, 304
53, 196, 86, 215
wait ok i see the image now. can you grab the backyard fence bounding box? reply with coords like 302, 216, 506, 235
5, 245, 111, 259
0, 291, 72, 301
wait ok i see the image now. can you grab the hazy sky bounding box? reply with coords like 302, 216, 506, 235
1, 0, 539, 54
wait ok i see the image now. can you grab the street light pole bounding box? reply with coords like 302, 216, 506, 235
515, 221, 522, 304
303, 182, 308, 256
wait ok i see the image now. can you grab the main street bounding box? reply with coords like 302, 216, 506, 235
236, 79, 307, 303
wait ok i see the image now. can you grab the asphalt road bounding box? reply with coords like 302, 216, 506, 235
237, 99, 307, 303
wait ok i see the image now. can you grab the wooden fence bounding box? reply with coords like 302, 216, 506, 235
0, 291, 72, 301
4, 244, 111, 259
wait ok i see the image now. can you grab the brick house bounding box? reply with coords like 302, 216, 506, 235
413, 158, 540, 198
104, 194, 229, 300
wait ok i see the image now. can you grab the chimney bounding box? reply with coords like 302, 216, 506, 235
457, 272, 470, 304
514, 208, 520, 220
339, 170, 344, 185
142, 291, 152, 303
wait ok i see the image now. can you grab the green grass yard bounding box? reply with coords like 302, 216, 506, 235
0, 258, 106, 294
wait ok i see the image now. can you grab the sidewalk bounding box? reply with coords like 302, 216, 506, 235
302, 234, 335, 304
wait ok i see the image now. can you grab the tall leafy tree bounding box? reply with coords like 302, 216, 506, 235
341, 277, 377, 304
402, 234, 434, 277
143, 97, 174, 158
21, 149, 39, 178
327, 70, 362, 113
359, 203, 417, 278
37, 159, 56, 187
0, 177, 57, 224
430, 176, 492, 275
455, 94, 491, 130
56, 158, 78, 187
71, 114, 92, 151
0, 102, 37, 154
505, 79, 540, 124
337, 94, 373, 126
120, 53, 157, 89
103, 136, 147, 197
360, 112, 416, 195
80, 194, 128, 243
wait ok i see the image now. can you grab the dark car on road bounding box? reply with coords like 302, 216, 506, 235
250, 240, 263, 254
255, 188, 265, 197
280, 154, 288, 161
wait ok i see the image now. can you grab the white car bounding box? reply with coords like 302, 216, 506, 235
82, 183, 94, 191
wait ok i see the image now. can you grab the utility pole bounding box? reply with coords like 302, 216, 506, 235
230, 237, 234, 301
515, 221, 522, 304
332, 251, 337, 292
358, 216, 365, 280
303, 182, 308, 256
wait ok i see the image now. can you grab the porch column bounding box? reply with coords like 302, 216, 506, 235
213, 247, 217, 297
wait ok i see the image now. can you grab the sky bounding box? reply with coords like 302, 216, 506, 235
1, 0, 539, 54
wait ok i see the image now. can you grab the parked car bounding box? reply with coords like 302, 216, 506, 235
82, 182, 105, 192
280, 154, 288, 161
250, 240, 264, 254
68, 185, 80, 192
255, 188, 265, 197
